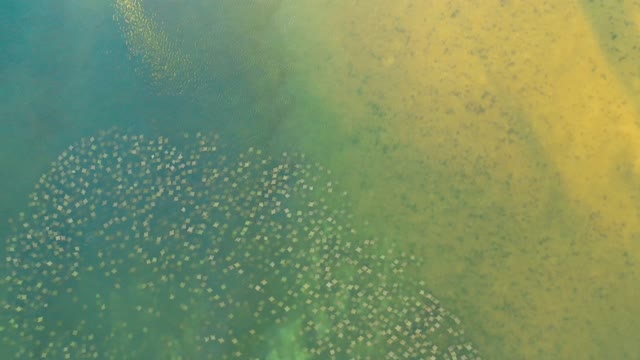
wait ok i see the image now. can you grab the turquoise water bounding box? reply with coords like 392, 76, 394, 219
0, 0, 279, 238
0, 1, 480, 359
1, 0, 160, 232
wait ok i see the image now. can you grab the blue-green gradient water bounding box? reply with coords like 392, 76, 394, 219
2, 0, 290, 231
0, 1, 480, 359
5, 1, 640, 359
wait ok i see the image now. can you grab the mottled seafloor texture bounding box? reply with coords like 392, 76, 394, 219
5, 0, 640, 359
0, 130, 480, 359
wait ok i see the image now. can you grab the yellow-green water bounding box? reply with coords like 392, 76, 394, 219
2, 0, 640, 359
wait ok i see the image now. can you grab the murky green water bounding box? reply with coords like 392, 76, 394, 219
2, 1, 639, 359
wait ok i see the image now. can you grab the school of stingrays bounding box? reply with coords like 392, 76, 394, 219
0, 130, 481, 359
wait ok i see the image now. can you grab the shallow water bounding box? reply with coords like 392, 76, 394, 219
2, 0, 640, 359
